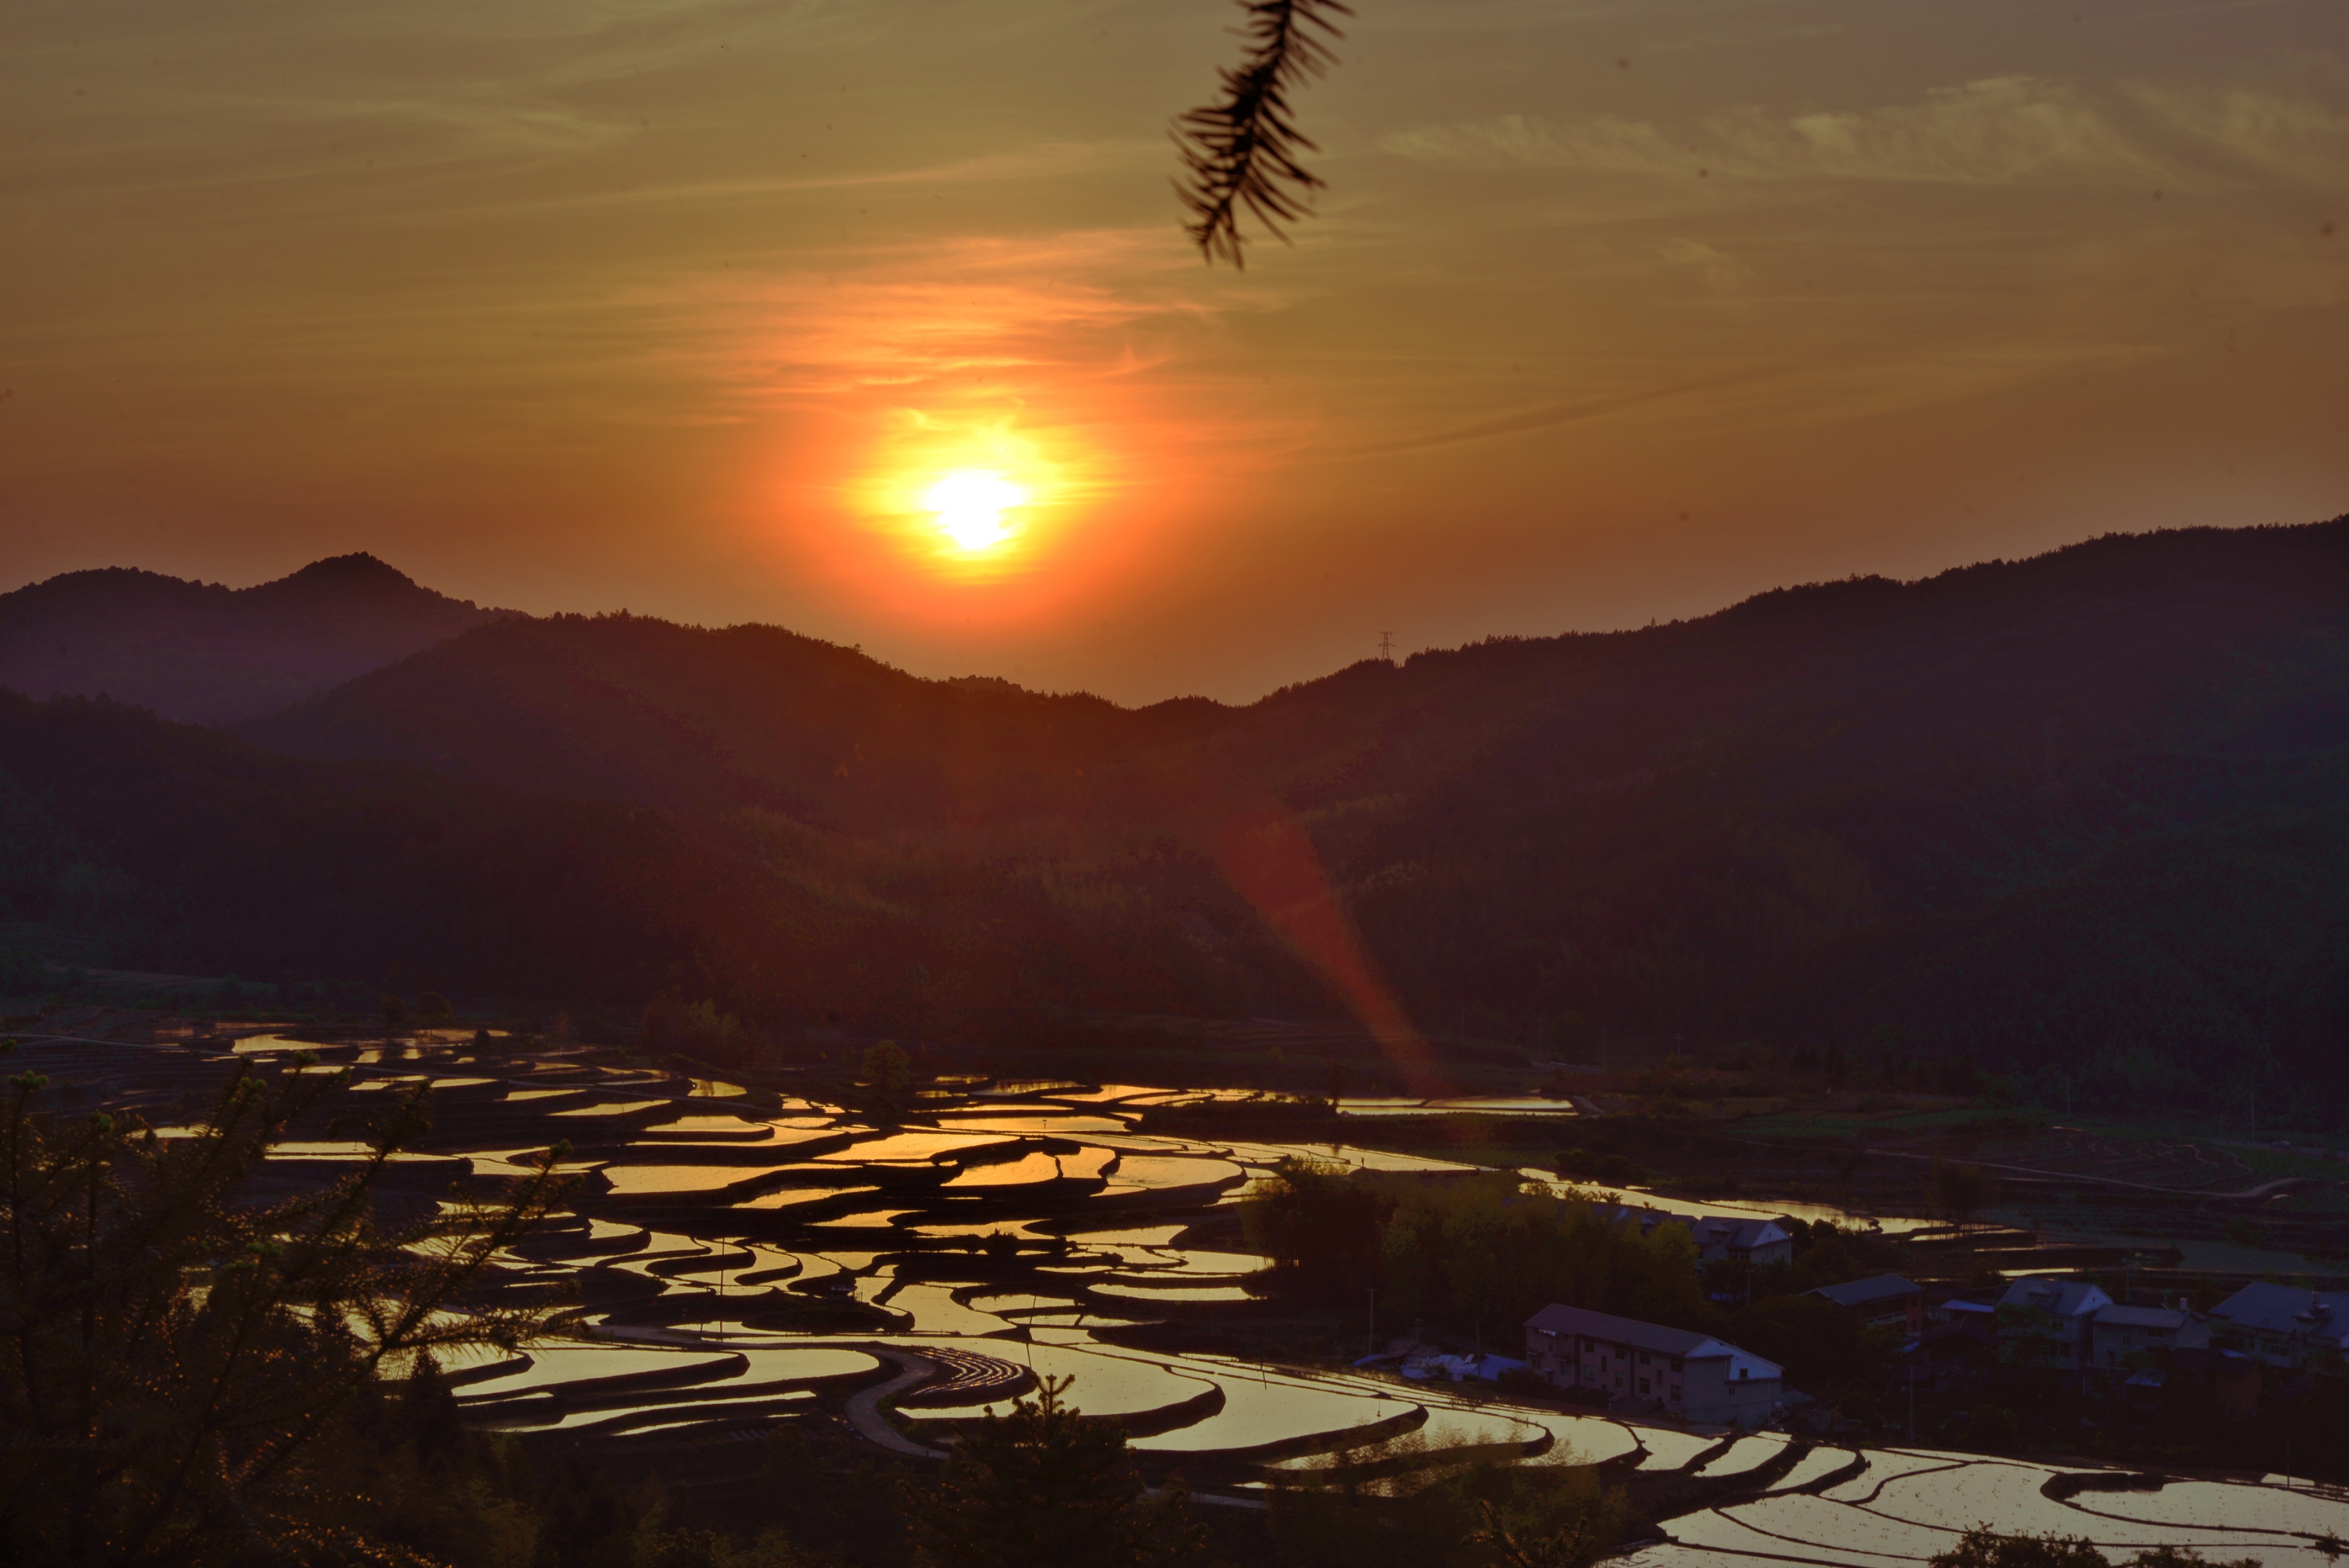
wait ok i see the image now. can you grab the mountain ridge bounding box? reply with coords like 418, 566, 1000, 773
236, 611, 1230, 828
233, 523, 2349, 828
0, 552, 518, 723
4, 519, 2346, 1114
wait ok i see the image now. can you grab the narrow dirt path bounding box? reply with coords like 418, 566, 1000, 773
844, 1347, 947, 1460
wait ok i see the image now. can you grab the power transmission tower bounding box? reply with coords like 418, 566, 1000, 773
1377, 630, 1394, 661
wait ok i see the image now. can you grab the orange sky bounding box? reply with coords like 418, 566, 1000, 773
4, 0, 2345, 703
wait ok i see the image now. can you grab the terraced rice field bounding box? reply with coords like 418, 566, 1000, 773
47, 1024, 2321, 1541
1636, 1450, 2349, 1568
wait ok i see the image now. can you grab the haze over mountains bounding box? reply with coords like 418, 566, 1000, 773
0, 552, 512, 723
3, 520, 2346, 1119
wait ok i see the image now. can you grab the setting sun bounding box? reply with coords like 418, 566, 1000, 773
833, 410, 1098, 592
925, 468, 1026, 552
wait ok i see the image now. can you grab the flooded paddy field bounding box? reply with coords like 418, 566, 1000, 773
80, 1025, 2328, 1550
1635, 1451, 2349, 1568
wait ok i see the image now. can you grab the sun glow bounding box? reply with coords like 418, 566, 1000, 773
760, 244, 1238, 620
924, 468, 1026, 552
841, 414, 1077, 587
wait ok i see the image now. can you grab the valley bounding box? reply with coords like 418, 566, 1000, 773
10, 1007, 2349, 1565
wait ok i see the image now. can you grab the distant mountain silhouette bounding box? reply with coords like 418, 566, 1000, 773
0, 553, 515, 722
238, 613, 1224, 829
1244, 523, 2349, 1087
6, 520, 2348, 1113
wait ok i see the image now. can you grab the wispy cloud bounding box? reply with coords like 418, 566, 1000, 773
1379, 73, 2349, 192
579, 138, 1163, 208
661, 230, 1233, 404
2131, 81, 2349, 184
1381, 78, 2160, 185
632, 227, 1309, 496
1339, 368, 1785, 457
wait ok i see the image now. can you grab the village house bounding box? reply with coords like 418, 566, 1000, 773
1807, 1273, 1925, 1332
2088, 1303, 2208, 1374
2207, 1284, 2349, 1373
1524, 1302, 1783, 1427
1588, 1203, 1674, 1238
1590, 1204, 1794, 1267
1995, 1277, 2115, 1371
1689, 1215, 1794, 1267
1941, 1285, 2232, 1395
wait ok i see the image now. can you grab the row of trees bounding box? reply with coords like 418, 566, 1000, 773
1243, 1164, 1715, 1338
1241, 1161, 1913, 1395
641, 996, 753, 1066
1931, 1531, 2263, 1568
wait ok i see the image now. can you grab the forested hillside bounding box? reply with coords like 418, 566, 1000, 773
1286, 526, 2349, 1111
4, 521, 2345, 1119
0, 692, 1263, 1019
239, 611, 1226, 828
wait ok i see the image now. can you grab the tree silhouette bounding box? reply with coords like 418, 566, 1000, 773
1933, 1156, 1995, 1234
1928, 1530, 2264, 1568
0, 1052, 567, 1564
1174, 0, 1354, 266
1471, 1491, 1622, 1568
910, 1375, 1206, 1568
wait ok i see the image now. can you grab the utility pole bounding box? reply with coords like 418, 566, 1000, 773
1368, 1287, 1378, 1360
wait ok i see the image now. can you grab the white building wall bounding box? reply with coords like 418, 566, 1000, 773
1527, 1325, 1781, 1425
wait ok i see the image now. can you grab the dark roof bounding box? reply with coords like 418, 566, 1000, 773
1810, 1274, 1921, 1309
1523, 1304, 1720, 1357
1691, 1216, 1789, 1249
1998, 1277, 2112, 1318
2210, 1283, 2349, 1338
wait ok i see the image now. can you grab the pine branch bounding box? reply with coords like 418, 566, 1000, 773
1173, 0, 1353, 267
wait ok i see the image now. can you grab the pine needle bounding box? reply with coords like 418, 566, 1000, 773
1172, 0, 1354, 267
